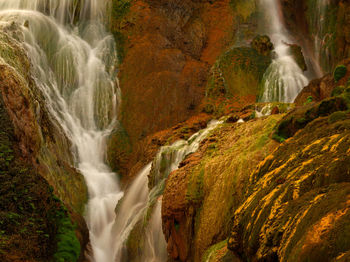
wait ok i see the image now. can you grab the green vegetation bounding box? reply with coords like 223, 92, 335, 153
0, 94, 80, 261
333, 65, 347, 82
273, 95, 349, 142
111, 0, 131, 63
203, 239, 227, 262
328, 111, 348, 124
52, 205, 80, 262
332, 86, 345, 97
304, 95, 314, 105
229, 0, 256, 21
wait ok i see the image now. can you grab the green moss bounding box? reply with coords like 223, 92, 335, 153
52, 205, 80, 262
332, 86, 345, 97
328, 111, 348, 124
186, 167, 205, 205
304, 96, 314, 105
203, 239, 227, 262
334, 65, 347, 82
113, 31, 127, 64
110, 0, 131, 63
229, 0, 256, 21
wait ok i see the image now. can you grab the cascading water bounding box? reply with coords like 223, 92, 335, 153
112, 120, 222, 261
313, 0, 331, 73
0, 1, 123, 261
259, 0, 309, 103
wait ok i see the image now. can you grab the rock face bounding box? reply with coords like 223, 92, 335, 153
115, 0, 236, 146
162, 115, 282, 261
281, 0, 350, 75
228, 114, 350, 262
295, 59, 350, 105
161, 76, 350, 261
0, 27, 88, 260
108, 0, 265, 176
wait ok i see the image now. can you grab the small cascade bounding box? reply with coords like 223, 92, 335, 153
141, 198, 168, 262
113, 164, 151, 261
255, 104, 272, 118
259, 0, 309, 103
113, 120, 223, 261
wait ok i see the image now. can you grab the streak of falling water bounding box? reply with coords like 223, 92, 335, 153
314, 0, 330, 73
113, 120, 223, 261
259, 0, 309, 103
141, 198, 168, 262
0, 1, 123, 261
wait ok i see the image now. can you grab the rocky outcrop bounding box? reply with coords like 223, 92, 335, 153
0, 27, 88, 260
295, 59, 350, 105
162, 114, 282, 261
204, 37, 273, 115
281, 0, 350, 75
161, 86, 350, 261
113, 0, 236, 146
228, 112, 350, 261
108, 0, 264, 177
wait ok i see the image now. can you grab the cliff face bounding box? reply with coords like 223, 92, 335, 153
162, 114, 282, 261
281, 0, 350, 75
115, 0, 235, 144
0, 27, 88, 261
228, 113, 350, 262
108, 0, 273, 177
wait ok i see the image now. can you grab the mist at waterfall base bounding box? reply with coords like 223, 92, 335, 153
259, 0, 309, 103
0, 1, 124, 261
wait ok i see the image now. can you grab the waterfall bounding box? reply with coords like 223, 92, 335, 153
113, 120, 223, 261
0, 1, 123, 261
313, 0, 331, 73
259, 0, 309, 103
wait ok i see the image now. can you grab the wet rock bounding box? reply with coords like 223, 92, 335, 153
251, 35, 274, 56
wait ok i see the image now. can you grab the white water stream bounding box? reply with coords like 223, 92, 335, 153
313, 0, 330, 73
0, 1, 123, 261
113, 120, 222, 261
259, 0, 309, 103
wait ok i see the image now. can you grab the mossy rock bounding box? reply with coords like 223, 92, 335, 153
332, 86, 346, 97
0, 95, 80, 261
289, 44, 307, 72
206, 46, 272, 105
228, 116, 350, 261
107, 123, 132, 177
273, 96, 348, 142
110, 0, 131, 63
334, 65, 347, 82
251, 35, 273, 56
328, 111, 349, 124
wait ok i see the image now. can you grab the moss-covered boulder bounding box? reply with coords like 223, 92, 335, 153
228, 114, 350, 261
162, 115, 282, 261
251, 35, 274, 56
274, 92, 349, 142
205, 43, 272, 116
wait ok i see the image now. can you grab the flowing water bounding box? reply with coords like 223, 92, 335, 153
113, 120, 223, 261
313, 0, 331, 73
259, 0, 309, 103
0, 1, 123, 261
